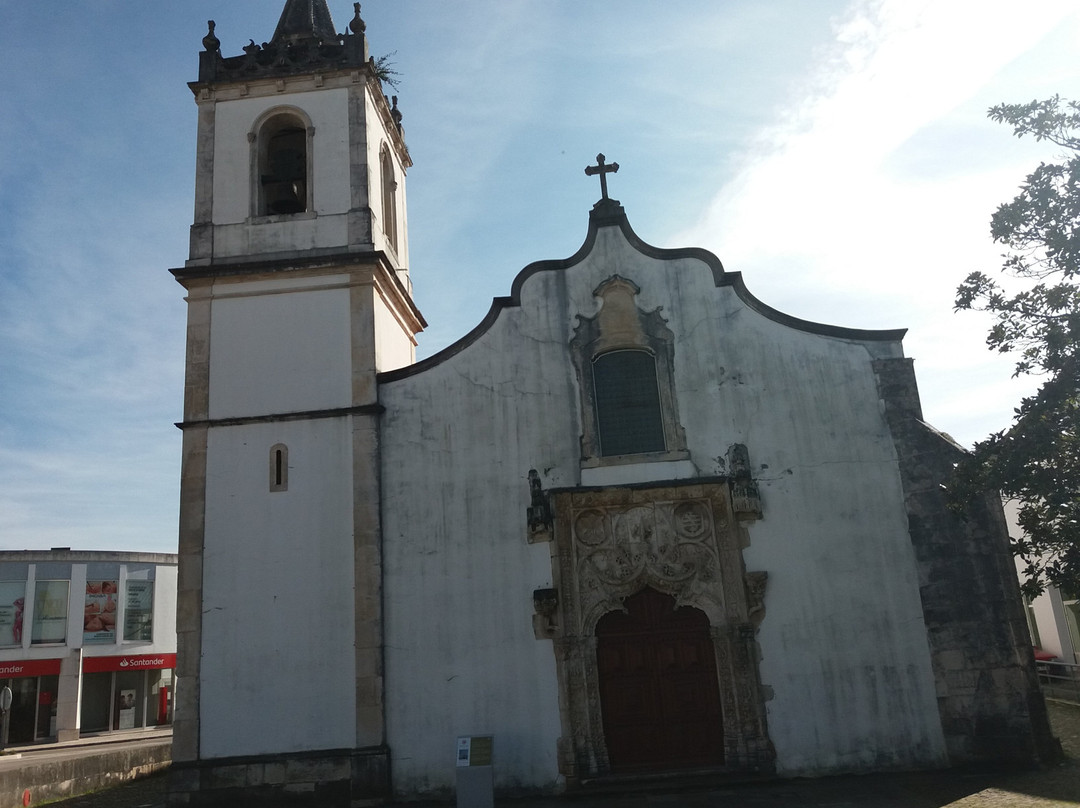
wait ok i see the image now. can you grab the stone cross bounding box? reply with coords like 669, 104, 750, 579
585, 153, 619, 199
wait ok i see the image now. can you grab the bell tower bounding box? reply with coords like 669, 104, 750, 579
187, 0, 414, 288
170, 2, 422, 803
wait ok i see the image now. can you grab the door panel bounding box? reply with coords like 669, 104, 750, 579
596, 587, 725, 772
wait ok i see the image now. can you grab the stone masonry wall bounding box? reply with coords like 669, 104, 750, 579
873, 358, 1059, 765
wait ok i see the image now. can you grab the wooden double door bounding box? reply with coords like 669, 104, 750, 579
596, 587, 725, 772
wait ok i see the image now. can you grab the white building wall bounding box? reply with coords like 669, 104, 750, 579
1008, 502, 1079, 663
365, 90, 409, 269
200, 420, 357, 758
207, 89, 353, 260
379, 224, 945, 791
208, 279, 353, 419
373, 294, 416, 373
0, 557, 178, 660
211, 90, 351, 224
148, 565, 178, 653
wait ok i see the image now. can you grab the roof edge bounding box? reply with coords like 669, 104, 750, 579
378, 205, 904, 385
719, 272, 907, 342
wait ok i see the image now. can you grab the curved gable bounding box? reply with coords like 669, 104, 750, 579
379, 203, 904, 383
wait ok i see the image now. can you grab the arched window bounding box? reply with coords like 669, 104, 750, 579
570, 275, 688, 466
592, 350, 666, 456
380, 144, 398, 250
258, 114, 308, 216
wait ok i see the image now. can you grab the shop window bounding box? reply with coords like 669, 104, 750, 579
83, 580, 118, 645
0, 581, 26, 646
570, 275, 687, 466
80, 672, 112, 733
30, 580, 68, 645
115, 669, 147, 730
270, 443, 289, 492
37, 675, 58, 739
151, 669, 173, 726
380, 144, 398, 251
123, 579, 154, 642
0, 676, 40, 743
255, 112, 311, 216
593, 350, 666, 456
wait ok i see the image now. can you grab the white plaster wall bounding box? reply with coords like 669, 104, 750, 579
211, 217, 351, 262
373, 296, 414, 372
208, 89, 353, 260
200, 420, 356, 758
365, 91, 409, 268
208, 279, 352, 419
380, 223, 945, 791
380, 288, 583, 793
148, 565, 178, 654
1006, 501, 1078, 663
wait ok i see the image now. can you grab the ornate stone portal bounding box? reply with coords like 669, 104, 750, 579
534, 480, 774, 783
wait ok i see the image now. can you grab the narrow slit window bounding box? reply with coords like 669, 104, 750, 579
270, 444, 289, 492
380, 144, 398, 250
592, 350, 666, 457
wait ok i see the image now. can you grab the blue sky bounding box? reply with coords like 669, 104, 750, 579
1, 1, 1077, 553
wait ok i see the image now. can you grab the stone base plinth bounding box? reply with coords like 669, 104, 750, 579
168, 746, 390, 806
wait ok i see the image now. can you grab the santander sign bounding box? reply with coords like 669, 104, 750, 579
83, 653, 176, 673
120, 657, 167, 668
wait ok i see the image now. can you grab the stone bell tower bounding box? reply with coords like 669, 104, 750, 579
170, 2, 423, 803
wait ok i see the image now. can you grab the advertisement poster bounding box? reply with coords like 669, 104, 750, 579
31, 580, 69, 644
0, 582, 26, 647
83, 581, 118, 644
118, 689, 136, 729
124, 580, 154, 642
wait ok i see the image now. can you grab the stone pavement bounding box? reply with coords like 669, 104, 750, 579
41, 701, 1080, 808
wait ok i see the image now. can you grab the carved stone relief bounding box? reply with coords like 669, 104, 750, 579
540, 481, 773, 783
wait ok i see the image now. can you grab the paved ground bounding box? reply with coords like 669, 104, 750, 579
40, 701, 1080, 808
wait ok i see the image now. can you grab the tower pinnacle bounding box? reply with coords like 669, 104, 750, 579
271, 0, 339, 46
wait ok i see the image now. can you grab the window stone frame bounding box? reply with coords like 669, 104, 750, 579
570, 275, 688, 467
248, 107, 315, 219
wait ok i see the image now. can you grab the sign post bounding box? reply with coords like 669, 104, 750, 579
0, 686, 12, 751
455, 735, 493, 808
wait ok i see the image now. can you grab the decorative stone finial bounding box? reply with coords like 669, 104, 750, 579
202, 20, 221, 53
350, 3, 366, 34
390, 96, 402, 129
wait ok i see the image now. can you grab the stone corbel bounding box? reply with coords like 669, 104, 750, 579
532, 588, 559, 639
526, 469, 552, 541
728, 443, 763, 520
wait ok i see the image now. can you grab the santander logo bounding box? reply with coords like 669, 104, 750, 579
120, 657, 166, 668
0, 665, 24, 675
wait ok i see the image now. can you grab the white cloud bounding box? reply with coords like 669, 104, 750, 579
673, 0, 1076, 445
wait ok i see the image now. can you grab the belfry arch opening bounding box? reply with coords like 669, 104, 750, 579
256, 112, 310, 216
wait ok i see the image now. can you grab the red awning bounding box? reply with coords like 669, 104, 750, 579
0, 658, 63, 677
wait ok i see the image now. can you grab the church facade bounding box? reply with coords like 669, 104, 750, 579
169, 2, 1057, 804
